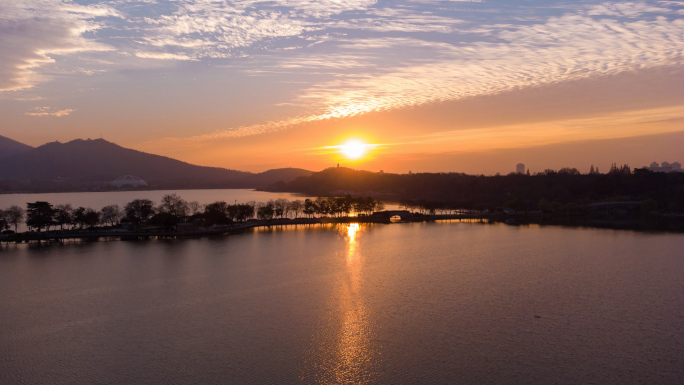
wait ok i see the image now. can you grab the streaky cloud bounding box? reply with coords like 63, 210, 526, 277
25, 107, 75, 117
294, 13, 684, 120
135, 51, 196, 60
0, 0, 120, 92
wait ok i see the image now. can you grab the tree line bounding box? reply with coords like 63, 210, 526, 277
0, 194, 385, 233
273, 166, 684, 214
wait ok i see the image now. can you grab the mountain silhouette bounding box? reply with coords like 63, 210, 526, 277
246, 167, 314, 188
0, 138, 312, 190
0, 135, 33, 159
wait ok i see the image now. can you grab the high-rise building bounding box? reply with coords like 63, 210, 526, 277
516, 163, 525, 174
645, 161, 682, 172
659, 162, 673, 172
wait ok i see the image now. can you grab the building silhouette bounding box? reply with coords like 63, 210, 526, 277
111, 175, 148, 187
644, 161, 682, 173
516, 163, 525, 174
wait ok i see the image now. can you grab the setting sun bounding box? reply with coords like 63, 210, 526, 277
340, 140, 367, 160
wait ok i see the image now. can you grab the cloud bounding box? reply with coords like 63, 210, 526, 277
329, 11, 466, 33
133, 0, 379, 59
407, 0, 482, 3
390, 106, 684, 153
290, 13, 684, 119
238, 0, 377, 15
586, 2, 673, 17
155, 115, 316, 144
0, 0, 119, 92
135, 52, 196, 60
5, 0, 683, 151
143, 1, 681, 123
25, 107, 75, 117
154, 2, 684, 143
142, 11, 313, 56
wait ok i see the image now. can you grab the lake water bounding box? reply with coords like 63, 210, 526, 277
0, 189, 313, 211
1, 221, 683, 384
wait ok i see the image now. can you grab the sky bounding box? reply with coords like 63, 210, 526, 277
1, 0, 683, 174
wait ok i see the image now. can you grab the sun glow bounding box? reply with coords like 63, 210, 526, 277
340, 140, 367, 160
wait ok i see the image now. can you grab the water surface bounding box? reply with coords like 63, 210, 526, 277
0, 189, 310, 210
1, 222, 682, 384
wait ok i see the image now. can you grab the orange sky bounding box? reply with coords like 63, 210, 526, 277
1, 0, 683, 174
133, 65, 684, 174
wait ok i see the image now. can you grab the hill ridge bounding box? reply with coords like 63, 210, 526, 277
0, 135, 34, 159
0, 137, 313, 191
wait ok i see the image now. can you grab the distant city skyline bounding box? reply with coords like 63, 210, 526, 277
1, 0, 683, 174
645, 161, 683, 173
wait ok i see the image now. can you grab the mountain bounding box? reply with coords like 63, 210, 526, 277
0, 138, 253, 188
0, 138, 314, 191
0, 135, 33, 159
246, 167, 314, 188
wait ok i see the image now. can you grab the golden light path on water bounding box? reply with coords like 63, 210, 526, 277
334, 223, 375, 384
303, 223, 378, 384
298, 222, 380, 384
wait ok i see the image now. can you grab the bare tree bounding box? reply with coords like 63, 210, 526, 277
188, 201, 203, 215
5, 205, 24, 233
101, 205, 122, 226
256, 201, 274, 220
159, 194, 189, 218
303, 199, 316, 218
0, 210, 9, 232
288, 200, 303, 218
55, 204, 74, 230
274, 198, 289, 218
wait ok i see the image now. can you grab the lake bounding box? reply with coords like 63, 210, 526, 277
1, 220, 683, 384
0, 189, 313, 211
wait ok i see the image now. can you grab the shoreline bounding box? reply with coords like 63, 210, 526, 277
1, 214, 479, 244
3, 214, 683, 245
5, 214, 684, 244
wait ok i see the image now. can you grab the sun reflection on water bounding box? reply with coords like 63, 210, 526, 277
300, 223, 375, 384
346, 223, 360, 264
334, 223, 376, 383
300, 223, 378, 384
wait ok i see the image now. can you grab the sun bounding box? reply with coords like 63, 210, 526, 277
340, 140, 367, 160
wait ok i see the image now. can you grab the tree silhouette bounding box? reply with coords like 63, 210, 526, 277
204, 201, 232, 225
83, 209, 100, 228
124, 199, 155, 225
188, 201, 204, 215
159, 194, 189, 218
4, 205, 24, 232
303, 199, 316, 218
256, 202, 274, 220
0, 211, 9, 232
289, 200, 304, 218
26, 201, 56, 232
235, 203, 255, 222
55, 204, 74, 230
101, 205, 122, 226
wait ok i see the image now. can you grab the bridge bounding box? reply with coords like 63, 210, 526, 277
371, 210, 415, 221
